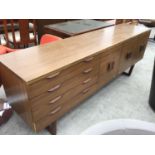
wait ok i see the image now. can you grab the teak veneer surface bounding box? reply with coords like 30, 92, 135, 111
0, 23, 151, 133
0, 24, 150, 85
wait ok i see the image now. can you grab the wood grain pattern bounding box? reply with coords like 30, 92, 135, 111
31, 76, 98, 121
0, 24, 151, 133
35, 83, 98, 131
28, 55, 99, 98
0, 24, 151, 84
29, 60, 99, 98
0, 63, 34, 130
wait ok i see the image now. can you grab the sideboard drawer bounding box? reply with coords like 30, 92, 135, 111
34, 83, 98, 131
0, 24, 150, 134
62, 83, 98, 113
31, 76, 98, 121
28, 55, 99, 98
29, 65, 98, 101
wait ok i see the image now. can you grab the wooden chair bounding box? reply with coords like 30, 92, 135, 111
2, 19, 38, 48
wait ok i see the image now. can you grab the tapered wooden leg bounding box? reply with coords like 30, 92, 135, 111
46, 121, 57, 135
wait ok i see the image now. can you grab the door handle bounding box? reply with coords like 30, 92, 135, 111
107, 62, 115, 72
46, 72, 60, 79
139, 45, 145, 53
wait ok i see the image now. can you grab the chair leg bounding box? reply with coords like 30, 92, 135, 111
123, 65, 135, 76
46, 121, 57, 135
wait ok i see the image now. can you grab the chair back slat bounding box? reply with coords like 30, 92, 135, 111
32, 19, 37, 45
3, 20, 9, 47
10, 19, 18, 48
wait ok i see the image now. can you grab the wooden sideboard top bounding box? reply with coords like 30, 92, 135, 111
0, 24, 150, 84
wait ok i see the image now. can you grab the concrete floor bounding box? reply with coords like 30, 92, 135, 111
0, 28, 155, 135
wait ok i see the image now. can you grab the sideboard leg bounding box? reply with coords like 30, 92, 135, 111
46, 121, 57, 135
123, 65, 135, 76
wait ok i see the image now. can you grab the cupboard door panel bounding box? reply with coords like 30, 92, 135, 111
99, 45, 122, 87
134, 32, 150, 62
119, 37, 137, 74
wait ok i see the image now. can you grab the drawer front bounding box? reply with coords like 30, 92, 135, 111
134, 32, 150, 62
28, 55, 99, 98
119, 37, 138, 74
99, 45, 121, 86
34, 84, 98, 131
31, 75, 98, 121
30, 63, 98, 104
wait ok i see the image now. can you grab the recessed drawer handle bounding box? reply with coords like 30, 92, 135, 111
83, 68, 93, 74
49, 95, 62, 104
84, 57, 94, 62
46, 72, 60, 79
82, 88, 90, 94
49, 106, 61, 115
83, 78, 91, 84
107, 63, 111, 71
48, 84, 61, 92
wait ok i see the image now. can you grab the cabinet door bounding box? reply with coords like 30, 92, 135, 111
99, 45, 122, 87
119, 37, 137, 74
134, 32, 150, 62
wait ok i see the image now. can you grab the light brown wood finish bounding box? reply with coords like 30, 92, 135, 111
119, 32, 150, 74
0, 24, 151, 133
0, 24, 150, 84
0, 63, 33, 129
135, 32, 150, 61
99, 44, 122, 87
119, 37, 138, 74
31, 75, 98, 122
28, 55, 99, 98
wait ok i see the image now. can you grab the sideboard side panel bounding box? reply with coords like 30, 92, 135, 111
0, 63, 34, 130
